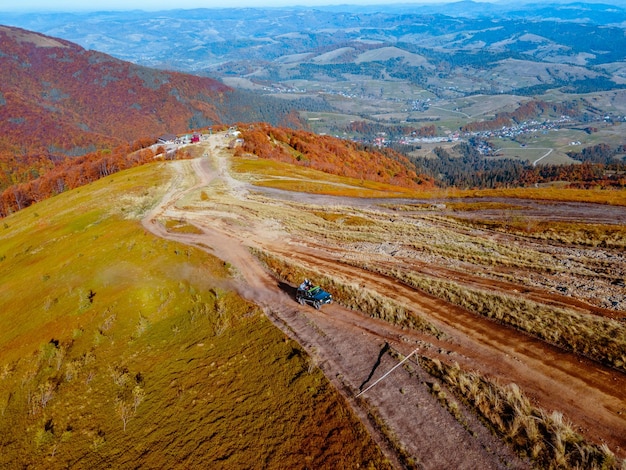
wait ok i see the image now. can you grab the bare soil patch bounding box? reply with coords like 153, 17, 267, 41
143, 134, 626, 467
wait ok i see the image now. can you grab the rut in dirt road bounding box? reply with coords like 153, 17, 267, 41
142, 135, 625, 467
141, 144, 531, 469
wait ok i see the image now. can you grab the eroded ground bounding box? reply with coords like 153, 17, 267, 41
143, 134, 626, 468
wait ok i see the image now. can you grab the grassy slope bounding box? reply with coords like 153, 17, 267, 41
233, 157, 427, 198
0, 162, 390, 468
233, 155, 626, 206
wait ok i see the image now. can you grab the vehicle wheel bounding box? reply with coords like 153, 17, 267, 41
298, 297, 305, 305
314, 301, 321, 310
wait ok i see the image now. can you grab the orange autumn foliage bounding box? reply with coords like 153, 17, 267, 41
0, 142, 193, 217
234, 123, 434, 189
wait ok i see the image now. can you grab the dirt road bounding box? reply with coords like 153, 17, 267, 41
142, 135, 626, 468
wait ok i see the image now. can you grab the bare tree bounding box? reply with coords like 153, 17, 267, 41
116, 400, 133, 432
132, 386, 145, 413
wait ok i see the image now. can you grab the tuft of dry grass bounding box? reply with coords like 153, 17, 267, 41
252, 248, 443, 338
312, 210, 376, 226
417, 356, 624, 469
164, 218, 204, 234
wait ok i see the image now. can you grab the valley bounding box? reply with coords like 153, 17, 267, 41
5, 4, 626, 164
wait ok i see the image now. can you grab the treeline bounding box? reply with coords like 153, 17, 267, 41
0, 141, 189, 218
568, 143, 626, 165
234, 123, 434, 188
530, 161, 626, 189
461, 100, 580, 133
295, 57, 425, 85
411, 142, 626, 189
0, 136, 156, 192
411, 143, 529, 189
344, 121, 436, 139
213, 90, 332, 129
556, 143, 626, 188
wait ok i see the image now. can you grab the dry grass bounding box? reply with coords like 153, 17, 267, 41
445, 201, 525, 212
252, 248, 443, 338
228, 156, 625, 370
389, 268, 626, 372
320, 216, 624, 371
312, 210, 375, 226
460, 217, 626, 248
373, 186, 626, 207
0, 162, 392, 469
232, 156, 428, 198
418, 356, 624, 469
268, 203, 551, 275
456, 187, 626, 207
164, 218, 204, 234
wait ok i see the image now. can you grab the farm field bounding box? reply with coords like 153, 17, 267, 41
281, 82, 626, 167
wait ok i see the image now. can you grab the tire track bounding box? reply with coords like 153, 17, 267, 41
141, 136, 625, 465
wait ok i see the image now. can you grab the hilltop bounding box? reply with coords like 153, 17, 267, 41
1, 130, 625, 468
0, 24, 439, 218
0, 26, 221, 155
0, 8, 624, 469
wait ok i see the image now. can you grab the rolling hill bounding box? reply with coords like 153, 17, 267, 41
0, 115, 624, 469
0, 25, 318, 190
6, 4, 626, 162
6, 4, 626, 96
0, 158, 391, 468
0, 26, 224, 154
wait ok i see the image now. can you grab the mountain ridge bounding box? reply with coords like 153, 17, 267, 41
0, 24, 322, 190
6, 4, 625, 99
0, 25, 230, 152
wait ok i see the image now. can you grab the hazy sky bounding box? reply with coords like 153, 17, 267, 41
2, 0, 468, 12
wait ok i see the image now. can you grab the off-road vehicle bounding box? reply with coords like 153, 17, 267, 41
296, 282, 332, 310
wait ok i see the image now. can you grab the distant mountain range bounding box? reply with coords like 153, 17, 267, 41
1, 3, 625, 193
2, 2, 626, 99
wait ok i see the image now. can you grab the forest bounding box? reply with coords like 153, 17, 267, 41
461, 100, 581, 133
1, 24, 625, 219
0, 141, 194, 218
3, 124, 625, 219
411, 142, 626, 189
343, 121, 437, 140
0, 25, 316, 196
233, 123, 434, 189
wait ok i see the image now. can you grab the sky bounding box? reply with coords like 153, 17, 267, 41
1, 0, 472, 12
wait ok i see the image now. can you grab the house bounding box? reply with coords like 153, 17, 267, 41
157, 133, 177, 144
225, 126, 241, 137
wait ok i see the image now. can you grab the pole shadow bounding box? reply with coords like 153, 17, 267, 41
359, 342, 390, 392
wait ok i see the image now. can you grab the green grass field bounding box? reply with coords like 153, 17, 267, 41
0, 163, 390, 468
